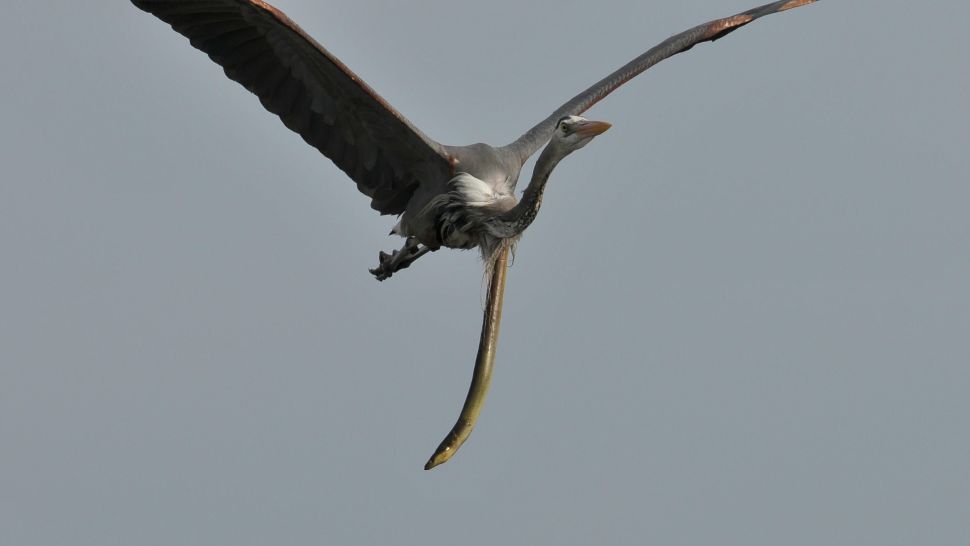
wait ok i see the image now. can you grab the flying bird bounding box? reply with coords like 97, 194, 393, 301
130, 0, 818, 469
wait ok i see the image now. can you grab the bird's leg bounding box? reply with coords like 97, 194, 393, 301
369, 237, 431, 281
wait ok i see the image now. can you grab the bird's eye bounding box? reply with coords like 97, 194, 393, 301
561, 124, 570, 134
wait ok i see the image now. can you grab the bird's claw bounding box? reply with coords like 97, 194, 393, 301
369, 239, 430, 281
369, 251, 396, 281
369, 257, 396, 281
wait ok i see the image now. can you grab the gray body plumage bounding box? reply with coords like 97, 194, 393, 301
403, 143, 521, 253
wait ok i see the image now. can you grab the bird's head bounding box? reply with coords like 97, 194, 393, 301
552, 115, 612, 153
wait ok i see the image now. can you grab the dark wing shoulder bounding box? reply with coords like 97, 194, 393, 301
132, 0, 454, 214
505, 0, 817, 161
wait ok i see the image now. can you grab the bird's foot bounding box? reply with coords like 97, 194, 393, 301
369, 238, 430, 281
369, 250, 402, 281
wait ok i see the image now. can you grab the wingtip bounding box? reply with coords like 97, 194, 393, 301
779, 0, 818, 12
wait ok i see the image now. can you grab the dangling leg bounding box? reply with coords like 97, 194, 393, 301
369, 237, 432, 281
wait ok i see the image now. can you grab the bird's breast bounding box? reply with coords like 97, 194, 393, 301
423, 173, 515, 251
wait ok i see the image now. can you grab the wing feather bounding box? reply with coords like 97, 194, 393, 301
506, 0, 817, 161
131, 0, 453, 215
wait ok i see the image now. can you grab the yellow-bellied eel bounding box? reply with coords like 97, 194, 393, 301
425, 245, 509, 470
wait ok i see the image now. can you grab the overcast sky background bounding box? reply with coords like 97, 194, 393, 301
2, 1, 969, 544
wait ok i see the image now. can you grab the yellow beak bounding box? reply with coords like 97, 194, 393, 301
574, 120, 612, 138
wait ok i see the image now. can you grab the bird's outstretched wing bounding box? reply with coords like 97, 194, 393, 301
505, 0, 817, 160
131, 0, 453, 215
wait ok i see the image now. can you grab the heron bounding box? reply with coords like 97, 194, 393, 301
130, 0, 818, 469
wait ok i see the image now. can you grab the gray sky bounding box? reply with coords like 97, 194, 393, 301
2, 1, 969, 544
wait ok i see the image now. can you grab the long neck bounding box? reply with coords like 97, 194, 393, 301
490, 143, 564, 238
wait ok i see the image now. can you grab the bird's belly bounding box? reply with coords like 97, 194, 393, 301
394, 196, 481, 250
404, 172, 514, 251
434, 206, 482, 250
